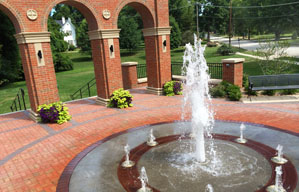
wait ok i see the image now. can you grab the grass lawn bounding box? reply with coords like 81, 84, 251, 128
1, 45, 299, 114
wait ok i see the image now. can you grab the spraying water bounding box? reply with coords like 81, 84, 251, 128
277, 145, 283, 160
240, 123, 246, 140
121, 144, 135, 168
137, 167, 152, 192
182, 34, 214, 162
205, 184, 214, 192
275, 166, 283, 191
124, 144, 130, 162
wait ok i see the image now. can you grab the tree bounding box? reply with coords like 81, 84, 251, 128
76, 19, 91, 55
0, 11, 22, 86
169, 0, 195, 32
118, 16, 142, 50
48, 17, 73, 72
256, 40, 294, 75
117, 6, 143, 50
199, 0, 229, 41
169, 16, 182, 49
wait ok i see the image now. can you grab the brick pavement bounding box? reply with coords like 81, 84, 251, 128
0, 88, 298, 191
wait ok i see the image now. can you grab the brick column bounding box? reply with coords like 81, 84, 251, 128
121, 62, 138, 89
14, 32, 60, 120
142, 27, 172, 95
88, 29, 123, 106
222, 58, 245, 87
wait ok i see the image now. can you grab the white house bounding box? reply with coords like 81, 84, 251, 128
55, 17, 77, 47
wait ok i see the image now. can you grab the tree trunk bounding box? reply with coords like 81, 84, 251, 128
248, 28, 251, 40
207, 30, 210, 42
275, 31, 281, 41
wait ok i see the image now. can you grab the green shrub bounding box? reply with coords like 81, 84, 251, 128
68, 44, 76, 51
210, 85, 226, 98
37, 102, 71, 124
262, 90, 276, 96
226, 84, 242, 101
108, 88, 133, 109
280, 89, 298, 95
217, 44, 236, 56
53, 53, 73, 72
163, 81, 183, 96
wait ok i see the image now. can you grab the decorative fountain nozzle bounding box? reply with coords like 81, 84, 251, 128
271, 144, 288, 164
266, 166, 286, 192
235, 123, 247, 144
147, 129, 158, 147
205, 184, 214, 192
121, 144, 135, 168
137, 167, 153, 192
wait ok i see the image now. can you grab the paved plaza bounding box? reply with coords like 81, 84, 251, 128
0, 88, 298, 191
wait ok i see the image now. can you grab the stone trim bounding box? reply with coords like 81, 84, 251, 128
14, 32, 51, 44
96, 97, 110, 106
142, 27, 172, 37
28, 109, 40, 122
222, 58, 245, 64
138, 78, 147, 84
88, 29, 121, 40
122, 62, 138, 67
147, 87, 164, 95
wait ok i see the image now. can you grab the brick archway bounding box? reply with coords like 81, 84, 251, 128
2, 0, 171, 119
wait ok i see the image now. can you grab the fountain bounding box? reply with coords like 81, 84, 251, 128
121, 144, 135, 168
205, 184, 214, 192
182, 34, 214, 162
147, 129, 158, 147
266, 166, 286, 192
235, 123, 247, 144
137, 167, 152, 192
271, 144, 288, 164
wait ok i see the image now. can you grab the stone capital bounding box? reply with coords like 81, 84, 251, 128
142, 27, 172, 37
222, 58, 245, 64
88, 29, 121, 40
14, 32, 51, 44
122, 62, 138, 67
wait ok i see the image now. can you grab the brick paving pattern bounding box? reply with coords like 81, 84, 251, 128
0, 89, 298, 191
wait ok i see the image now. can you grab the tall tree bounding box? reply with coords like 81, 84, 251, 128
199, 0, 230, 41
169, 16, 182, 49
76, 19, 91, 55
0, 11, 22, 86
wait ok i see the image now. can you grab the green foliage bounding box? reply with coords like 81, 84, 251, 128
68, 44, 76, 51
169, 0, 195, 32
262, 90, 276, 96
206, 42, 218, 47
37, 102, 71, 124
108, 88, 133, 109
226, 84, 242, 101
53, 53, 73, 72
210, 85, 226, 98
210, 81, 242, 101
0, 11, 22, 85
243, 73, 257, 95
217, 44, 235, 56
280, 89, 298, 95
76, 19, 91, 55
181, 30, 195, 45
163, 81, 183, 96
170, 16, 182, 49
118, 12, 142, 50
256, 40, 293, 75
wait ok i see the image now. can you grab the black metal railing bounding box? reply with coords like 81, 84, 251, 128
137, 64, 147, 78
171, 62, 223, 79
70, 78, 96, 100
10, 88, 26, 112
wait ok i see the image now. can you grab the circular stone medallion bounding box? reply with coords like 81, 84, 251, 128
27, 9, 38, 21
102, 9, 111, 20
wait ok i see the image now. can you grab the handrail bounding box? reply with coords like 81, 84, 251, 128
70, 78, 96, 100
10, 88, 26, 112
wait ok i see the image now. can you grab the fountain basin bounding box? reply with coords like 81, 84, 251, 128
57, 121, 299, 192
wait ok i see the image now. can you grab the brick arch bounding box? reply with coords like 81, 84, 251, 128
113, 0, 156, 29
0, 2, 24, 33
42, 0, 100, 31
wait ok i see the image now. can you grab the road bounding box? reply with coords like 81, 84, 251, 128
210, 36, 299, 58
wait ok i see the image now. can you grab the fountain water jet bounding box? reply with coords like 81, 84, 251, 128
121, 144, 135, 168
147, 129, 158, 147
137, 167, 153, 192
266, 166, 286, 192
182, 35, 214, 162
271, 144, 288, 164
235, 123, 247, 144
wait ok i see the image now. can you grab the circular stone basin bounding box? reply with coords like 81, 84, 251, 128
138, 138, 271, 191
58, 121, 299, 192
